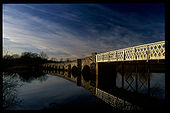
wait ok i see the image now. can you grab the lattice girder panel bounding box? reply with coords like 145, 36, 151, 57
148, 41, 165, 60
134, 44, 148, 61
109, 50, 117, 62
96, 53, 104, 62
124, 73, 136, 92
138, 73, 149, 94
96, 41, 165, 62
116, 49, 125, 61
124, 47, 136, 61
103, 51, 111, 62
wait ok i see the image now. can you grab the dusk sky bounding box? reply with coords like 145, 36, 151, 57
3, 3, 165, 60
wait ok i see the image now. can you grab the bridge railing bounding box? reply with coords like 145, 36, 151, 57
96, 41, 165, 62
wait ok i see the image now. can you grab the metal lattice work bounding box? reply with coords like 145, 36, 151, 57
125, 73, 136, 92
96, 41, 165, 62
148, 41, 165, 60
95, 88, 142, 110
124, 47, 136, 61
138, 72, 150, 94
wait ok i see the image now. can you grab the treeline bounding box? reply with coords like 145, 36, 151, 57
3, 51, 57, 70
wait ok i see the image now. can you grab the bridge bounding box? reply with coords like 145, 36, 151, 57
42, 41, 165, 110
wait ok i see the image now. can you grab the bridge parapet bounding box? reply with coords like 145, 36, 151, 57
96, 41, 165, 62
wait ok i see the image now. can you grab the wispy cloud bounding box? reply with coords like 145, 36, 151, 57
3, 4, 164, 59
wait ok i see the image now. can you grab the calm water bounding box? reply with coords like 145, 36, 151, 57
3, 65, 165, 111
115, 72, 165, 100
3, 72, 113, 111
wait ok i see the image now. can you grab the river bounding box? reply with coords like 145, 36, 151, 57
3, 72, 114, 111
3, 63, 165, 111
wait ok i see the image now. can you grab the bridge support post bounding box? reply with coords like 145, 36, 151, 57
135, 63, 138, 93
68, 64, 71, 78
96, 62, 99, 89
58, 65, 60, 74
122, 63, 124, 89
62, 65, 64, 74
97, 62, 116, 92
147, 62, 150, 95
92, 52, 97, 62
77, 59, 82, 86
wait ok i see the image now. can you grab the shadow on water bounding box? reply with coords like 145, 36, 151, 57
3, 72, 23, 110
3, 68, 47, 83
16, 70, 47, 83
3, 69, 47, 110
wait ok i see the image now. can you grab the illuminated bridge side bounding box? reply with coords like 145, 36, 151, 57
96, 41, 165, 62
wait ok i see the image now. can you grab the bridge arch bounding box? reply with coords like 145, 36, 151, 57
82, 65, 90, 81
71, 66, 78, 77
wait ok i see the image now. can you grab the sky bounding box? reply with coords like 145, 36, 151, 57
3, 3, 165, 60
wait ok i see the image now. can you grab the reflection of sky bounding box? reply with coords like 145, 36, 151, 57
12, 74, 99, 110
150, 73, 165, 100
116, 72, 165, 100
3, 4, 164, 59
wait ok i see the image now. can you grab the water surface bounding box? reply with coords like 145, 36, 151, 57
3, 72, 113, 111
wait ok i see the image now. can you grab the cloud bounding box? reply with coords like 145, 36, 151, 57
3, 4, 165, 60
3, 8, 89, 59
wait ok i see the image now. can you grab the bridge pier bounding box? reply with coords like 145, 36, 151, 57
62, 65, 64, 73
68, 64, 71, 78
77, 59, 82, 86
147, 62, 150, 95
96, 62, 99, 89
122, 63, 124, 89
97, 62, 117, 92
135, 63, 138, 93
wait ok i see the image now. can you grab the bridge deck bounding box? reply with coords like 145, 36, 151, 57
96, 41, 165, 62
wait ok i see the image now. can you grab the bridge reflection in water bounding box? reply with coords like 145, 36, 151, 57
42, 41, 165, 111
42, 60, 165, 111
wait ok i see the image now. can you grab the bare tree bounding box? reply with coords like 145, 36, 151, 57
60, 58, 63, 62
54, 58, 58, 62
3, 55, 13, 59
12, 54, 20, 59
39, 51, 48, 60
50, 57, 55, 61
21, 52, 39, 59
3, 48, 9, 56
3, 73, 22, 109
66, 58, 70, 62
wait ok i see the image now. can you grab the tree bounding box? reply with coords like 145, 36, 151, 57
3, 73, 22, 109
50, 57, 55, 61
54, 58, 58, 62
39, 51, 48, 60
66, 58, 70, 62
60, 58, 63, 62
21, 52, 39, 59
3, 55, 14, 60
3, 48, 9, 56
12, 54, 20, 59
